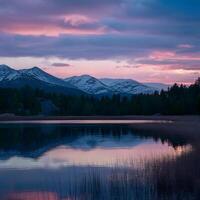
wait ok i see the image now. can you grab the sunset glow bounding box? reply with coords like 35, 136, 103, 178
0, 0, 199, 84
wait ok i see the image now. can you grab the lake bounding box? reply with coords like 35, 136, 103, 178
0, 121, 198, 200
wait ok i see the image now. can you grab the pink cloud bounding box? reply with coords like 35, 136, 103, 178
149, 50, 200, 62
2, 24, 105, 36
0, 14, 106, 36
149, 51, 176, 60
42, 59, 198, 85
6, 191, 59, 200
137, 50, 200, 71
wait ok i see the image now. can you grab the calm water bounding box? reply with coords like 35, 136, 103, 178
0, 122, 196, 200
0, 119, 172, 124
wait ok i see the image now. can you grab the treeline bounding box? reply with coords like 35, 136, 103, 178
0, 78, 200, 116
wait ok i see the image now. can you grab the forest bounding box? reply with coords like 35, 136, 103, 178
0, 78, 200, 116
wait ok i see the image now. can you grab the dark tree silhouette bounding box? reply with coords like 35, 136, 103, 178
0, 78, 199, 116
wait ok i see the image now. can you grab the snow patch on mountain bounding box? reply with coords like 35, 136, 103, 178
65, 75, 113, 95
100, 78, 156, 94
0, 65, 18, 81
65, 75, 159, 95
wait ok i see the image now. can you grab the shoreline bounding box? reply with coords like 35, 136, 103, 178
0, 115, 199, 141
0, 115, 199, 121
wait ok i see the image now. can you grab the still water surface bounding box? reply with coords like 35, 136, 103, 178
0, 122, 193, 200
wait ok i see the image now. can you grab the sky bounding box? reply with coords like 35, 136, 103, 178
0, 0, 200, 84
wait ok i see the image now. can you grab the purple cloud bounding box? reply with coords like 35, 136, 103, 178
51, 63, 72, 67
0, 0, 200, 73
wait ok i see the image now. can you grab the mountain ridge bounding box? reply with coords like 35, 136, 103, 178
64, 75, 116, 96
0, 65, 170, 96
65, 75, 169, 95
0, 65, 85, 95
100, 78, 156, 95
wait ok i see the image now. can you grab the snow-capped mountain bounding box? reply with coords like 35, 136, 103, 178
20, 67, 76, 88
64, 75, 164, 95
0, 65, 75, 88
0, 65, 169, 96
0, 65, 19, 81
100, 78, 156, 94
65, 75, 115, 95
0, 65, 84, 95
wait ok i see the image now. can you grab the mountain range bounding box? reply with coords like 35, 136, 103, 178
0, 64, 170, 96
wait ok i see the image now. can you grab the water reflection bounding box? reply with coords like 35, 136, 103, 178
0, 138, 191, 169
0, 119, 172, 124
6, 192, 59, 200
0, 124, 188, 158
0, 123, 195, 200
0, 124, 191, 168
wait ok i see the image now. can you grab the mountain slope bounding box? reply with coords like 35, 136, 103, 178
65, 75, 115, 95
65, 75, 160, 95
0, 65, 85, 95
100, 78, 156, 94
0, 77, 84, 95
0, 65, 19, 81
20, 67, 76, 88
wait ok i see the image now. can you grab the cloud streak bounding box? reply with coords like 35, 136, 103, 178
0, 0, 199, 82
51, 63, 72, 67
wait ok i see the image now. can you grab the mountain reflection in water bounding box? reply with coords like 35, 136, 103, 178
0, 123, 195, 200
